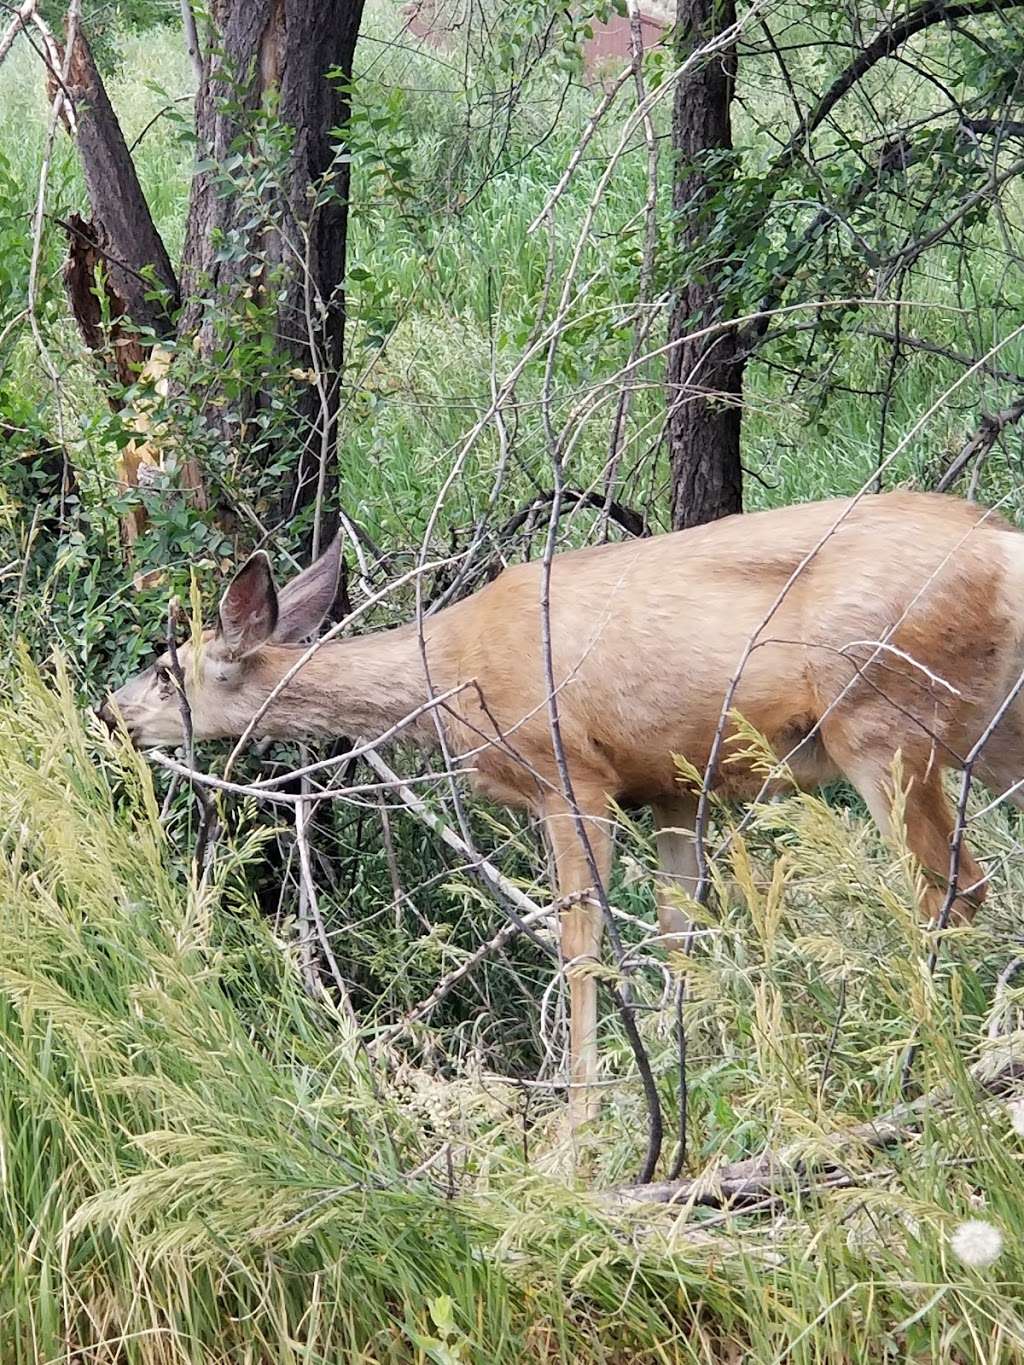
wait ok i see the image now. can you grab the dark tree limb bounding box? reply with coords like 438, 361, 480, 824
935, 392, 1024, 491
497, 487, 648, 542
425, 487, 648, 611
773, 0, 1024, 180
725, 1, 1024, 367
666, 0, 743, 532
960, 115, 1024, 138
852, 328, 1023, 387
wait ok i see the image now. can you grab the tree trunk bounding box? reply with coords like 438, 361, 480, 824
179, 0, 365, 550
60, 1, 363, 553
666, 0, 743, 531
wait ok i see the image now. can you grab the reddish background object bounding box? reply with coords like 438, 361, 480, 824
401, 3, 670, 77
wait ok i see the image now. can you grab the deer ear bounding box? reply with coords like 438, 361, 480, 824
273, 532, 342, 644
217, 551, 279, 658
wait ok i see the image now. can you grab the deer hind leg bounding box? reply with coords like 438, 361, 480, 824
825, 730, 985, 924
651, 793, 699, 948
542, 791, 613, 1129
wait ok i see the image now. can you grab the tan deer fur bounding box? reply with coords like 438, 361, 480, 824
103, 491, 1024, 1126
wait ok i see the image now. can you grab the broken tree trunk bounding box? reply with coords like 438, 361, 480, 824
62, 27, 178, 357
59, 24, 206, 533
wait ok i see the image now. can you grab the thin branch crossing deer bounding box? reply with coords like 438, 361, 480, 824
103, 492, 1024, 1126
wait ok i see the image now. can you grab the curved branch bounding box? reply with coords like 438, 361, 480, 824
774, 0, 1024, 177
0, 0, 35, 70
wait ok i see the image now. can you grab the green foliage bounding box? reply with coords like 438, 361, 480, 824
0, 150, 31, 328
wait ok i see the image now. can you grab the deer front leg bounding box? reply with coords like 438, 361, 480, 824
542, 792, 612, 1129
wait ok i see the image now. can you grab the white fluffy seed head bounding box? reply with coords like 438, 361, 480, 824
950, 1219, 1004, 1269
1008, 1098, 1024, 1138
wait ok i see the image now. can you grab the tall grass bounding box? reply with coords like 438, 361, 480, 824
3, 660, 1024, 1360
0, 657, 590, 1361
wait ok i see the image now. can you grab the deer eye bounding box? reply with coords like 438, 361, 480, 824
154, 665, 172, 691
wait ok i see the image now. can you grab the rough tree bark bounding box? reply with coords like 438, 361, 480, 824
669, 0, 742, 529
60, 0, 364, 549
666, 0, 743, 531
179, 0, 365, 547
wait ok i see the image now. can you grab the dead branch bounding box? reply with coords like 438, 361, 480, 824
771, 325, 1023, 388
361, 748, 559, 965
375, 900, 556, 1045
935, 392, 1024, 492
609, 1050, 1024, 1209
0, 0, 34, 68
294, 772, 359, 1026
539, 422, 663, 1184
179, 0, 203, 88
426, 488, 648, 611
500, 487, 647, 542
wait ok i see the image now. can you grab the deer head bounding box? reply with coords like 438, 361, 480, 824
100, 535, 343, 746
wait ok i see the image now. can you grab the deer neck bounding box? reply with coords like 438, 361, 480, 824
258, 623, 439, 745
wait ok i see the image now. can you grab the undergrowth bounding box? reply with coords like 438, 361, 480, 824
2, 659, 1024, 1362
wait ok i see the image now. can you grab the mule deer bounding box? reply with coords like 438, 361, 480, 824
102, 491, 1024, 1125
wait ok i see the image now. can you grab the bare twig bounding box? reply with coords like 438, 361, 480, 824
375, 901, 556, 1046
361, 749, 559, 967
147, 751, 474, 806
179, 0, 203, 88
294, 771, 359, 1027
0, 0, 34, 69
